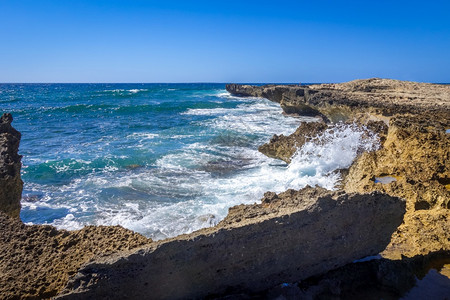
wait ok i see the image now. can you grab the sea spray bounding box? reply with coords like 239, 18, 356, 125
2, 84, 380, 240
286, 123, 380, 190
90, 123, 379, 240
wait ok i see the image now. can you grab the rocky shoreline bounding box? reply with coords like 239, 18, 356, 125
1, 78, 449, 299
226, 78, 450, 260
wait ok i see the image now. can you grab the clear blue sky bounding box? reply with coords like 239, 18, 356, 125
1, 0, 449, 83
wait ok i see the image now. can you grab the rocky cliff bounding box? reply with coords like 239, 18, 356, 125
57, 187, 405, 299
345, 115, 450, 259
226, 78, 450, 122
0, 113, 23, 218
228, 79, 450, 260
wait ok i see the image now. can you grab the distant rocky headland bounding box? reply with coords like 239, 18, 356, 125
1, 78, 449, 299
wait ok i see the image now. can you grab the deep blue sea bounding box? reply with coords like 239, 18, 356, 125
0, 83, 377, 240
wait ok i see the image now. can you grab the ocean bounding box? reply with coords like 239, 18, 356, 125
0, 83, 378, 240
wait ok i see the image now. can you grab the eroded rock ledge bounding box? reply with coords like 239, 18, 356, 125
226, 78, 450, 122
1, 78, 448, 299
0, 212, 150, 299
0, 113, 23, 218
57, 188, 405, 299
228, 78, 450, 259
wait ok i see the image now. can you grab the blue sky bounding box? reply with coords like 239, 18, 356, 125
1, 0, 449, 83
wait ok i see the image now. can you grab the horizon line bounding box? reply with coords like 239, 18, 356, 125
0, 80, 448, 85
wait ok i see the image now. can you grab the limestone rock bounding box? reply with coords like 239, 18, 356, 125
229, 79, 450, 259
57, 187, 405, 299
0, 113, 23, 218
0, 211, 150, 299
226, 78, 450, 123
344, 115, 450, 258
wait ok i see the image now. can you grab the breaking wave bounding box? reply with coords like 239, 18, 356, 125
10, 84, 379, 240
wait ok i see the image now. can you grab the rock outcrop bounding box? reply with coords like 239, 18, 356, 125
228, 79, 450, 260
0, 113, 23, 218
0, 211, 150, 299
2, 78, 448, 299
344, 115, 450, 258
226, 78, 450, 122
57, 187, 405, 299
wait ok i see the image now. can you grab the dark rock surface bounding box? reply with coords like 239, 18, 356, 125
57, 187, 405, 299
235, 250, 450, 299
0, 113, 23, 218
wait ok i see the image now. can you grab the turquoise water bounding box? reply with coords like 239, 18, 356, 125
0, 84, 377, 240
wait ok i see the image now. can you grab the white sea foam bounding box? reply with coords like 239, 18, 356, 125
127, 132, 159, 139
183, 107, 234, 116
23, 91, 380, 240
51, 214, 84, 230
129, 89, 149, 93
50, 123, 377, 240
103, 88, 149, 94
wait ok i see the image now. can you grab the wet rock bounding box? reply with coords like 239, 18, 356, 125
258, 121, 327, 163
283, 250, 450, 300
57, 187, 405, 299
0, 113, 23, 218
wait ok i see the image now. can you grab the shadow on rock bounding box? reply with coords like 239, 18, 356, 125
230, 250, 450, 300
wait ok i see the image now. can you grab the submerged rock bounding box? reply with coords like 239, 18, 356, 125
57, 187, 405, 299
0, 113, 23, 218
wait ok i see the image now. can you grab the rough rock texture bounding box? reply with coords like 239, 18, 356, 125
0, 212, 150, 299
0, 113, 23, 218
229, 78, 450, 260
2, 79, 447, 299
226, 78, 450, 122
344, 115, 450, 258
57, 187, 405, 299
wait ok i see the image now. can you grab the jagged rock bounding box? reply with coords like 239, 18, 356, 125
0, 211, 150, 299
0, 113, 23, 218
257, 120, 387, 164
57, 187, 405, 299
344, 115, 450, 258
229, 79, 450, 259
